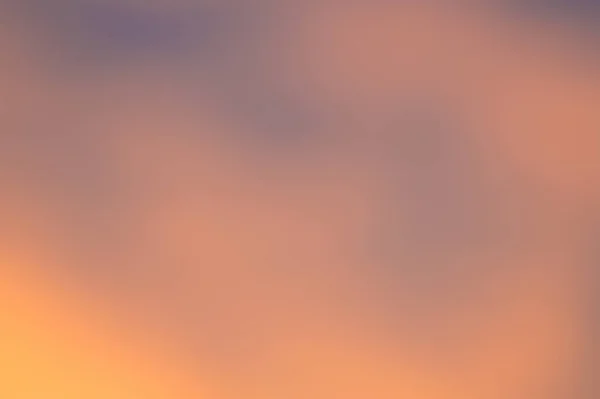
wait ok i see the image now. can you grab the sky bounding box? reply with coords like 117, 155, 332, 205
0, 2, 598, 398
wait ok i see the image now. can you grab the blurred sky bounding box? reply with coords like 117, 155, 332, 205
0, 2, 599, 398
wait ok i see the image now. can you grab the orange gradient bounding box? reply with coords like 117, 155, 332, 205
0, 2, 598, 398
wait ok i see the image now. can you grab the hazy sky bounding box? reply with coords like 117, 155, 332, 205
0, 2, 598, 398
